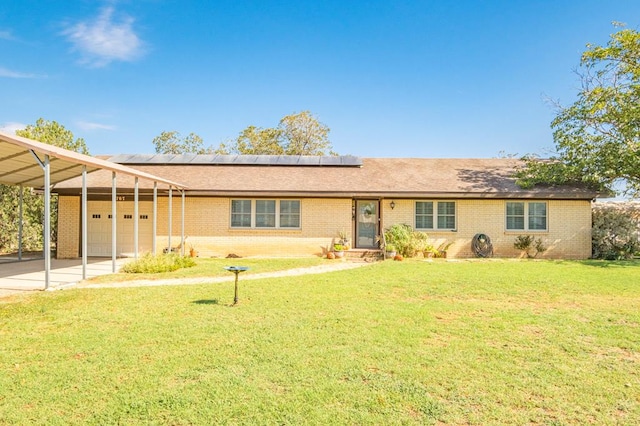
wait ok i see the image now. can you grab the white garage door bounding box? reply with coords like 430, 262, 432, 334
87, 201, 153, 257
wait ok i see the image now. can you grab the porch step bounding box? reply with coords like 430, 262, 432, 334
345, 249, 384, 262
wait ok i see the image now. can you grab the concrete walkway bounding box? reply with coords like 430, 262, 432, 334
0, 258, 372, 299
78, 261, 371, 289
0, 258, 129, 299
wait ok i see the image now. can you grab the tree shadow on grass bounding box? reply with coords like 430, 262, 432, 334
575, 259, 640, 268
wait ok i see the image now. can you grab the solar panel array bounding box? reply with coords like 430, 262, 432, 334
108, 154, 363, 166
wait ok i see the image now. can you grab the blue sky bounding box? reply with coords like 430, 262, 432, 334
1, 0, 639, 158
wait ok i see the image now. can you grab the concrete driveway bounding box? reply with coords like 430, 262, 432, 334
0, 258, 129, 298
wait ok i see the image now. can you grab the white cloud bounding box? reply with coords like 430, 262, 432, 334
62, 7, 145, 67
0, 30, 15, 41
0, 122, 26, 134
76, 121, 116, 131
0, 66, 44, 79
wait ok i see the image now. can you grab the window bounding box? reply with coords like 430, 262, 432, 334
438, 202, 456, 229
231, 199, 301, 229
256, 200, 276, 228
415, 201, 456, 230
506, 202, 547, 231
416, 202, 433, 229
231, 200, 252, 227
280, 200, 301, 228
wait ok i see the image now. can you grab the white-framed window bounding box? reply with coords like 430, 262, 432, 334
231, 200, 252, 227
279, 200, 301, 228
415, 201, 456, 230
231, 199, 301, 229
256, 200, 276, 228
506, 201, 547, 231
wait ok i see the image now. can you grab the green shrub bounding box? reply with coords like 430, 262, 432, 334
592, 203, 640, 259
384, 224, 430, 257
514, 235, 547, 258
120, 253, 196, 274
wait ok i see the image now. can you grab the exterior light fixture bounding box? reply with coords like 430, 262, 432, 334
390, 201, 396, 210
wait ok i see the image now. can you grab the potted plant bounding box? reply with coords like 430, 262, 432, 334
384, 244, 397, 259
333, 243, 345, 258
436, 241, 453, 258
337, 230, 350, 250
423, 243, 437, 258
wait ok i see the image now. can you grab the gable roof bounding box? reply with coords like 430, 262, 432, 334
0, 131, 187, 189
53, 155, 598, 199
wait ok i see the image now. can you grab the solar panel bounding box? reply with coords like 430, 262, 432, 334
109, 154, 363, 166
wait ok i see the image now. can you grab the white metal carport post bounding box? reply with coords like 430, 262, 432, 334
153, 182, 157, 254
112, 172, 117, 273
167, 187, 172, 253
29, 151, 51, 290
82, 166, 87, 279
43, 155, 51, 290
18, 184, 23, 261
181, 189, 185, 256
134, 177, 139, 259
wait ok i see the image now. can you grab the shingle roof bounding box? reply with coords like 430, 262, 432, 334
53, 157, 598, 199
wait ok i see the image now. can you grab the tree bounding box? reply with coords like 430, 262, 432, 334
231, 125, 284, 155
216, 111, 337, 155
279, 110, 333, 155
516, 25, 640, 197
17, 118, 89, 154
152, 131, 213, 154
0, 119, 88, 253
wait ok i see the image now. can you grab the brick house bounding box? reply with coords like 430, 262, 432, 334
54, 155, 598, 259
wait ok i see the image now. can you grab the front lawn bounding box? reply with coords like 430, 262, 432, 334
1, 260, 638, 424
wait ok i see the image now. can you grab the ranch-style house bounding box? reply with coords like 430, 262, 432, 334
53, 154, 598, 260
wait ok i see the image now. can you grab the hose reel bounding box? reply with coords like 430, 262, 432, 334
472, 233, 493, 258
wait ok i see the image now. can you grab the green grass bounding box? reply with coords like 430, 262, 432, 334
1, 259, 639, 425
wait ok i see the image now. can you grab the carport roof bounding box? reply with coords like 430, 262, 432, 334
0, 130, 187, 189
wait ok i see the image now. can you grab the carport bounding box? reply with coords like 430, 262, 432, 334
0, 130, 187, 290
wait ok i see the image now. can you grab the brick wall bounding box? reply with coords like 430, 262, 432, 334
381, 199, 591, 259
57, 195, 592, 259
154, 197, 352, 257
57, 196, 80, 258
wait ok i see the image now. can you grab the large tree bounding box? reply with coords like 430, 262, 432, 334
516, 25, 640, 197
217, 111, 336, 155
152, 131, 213, 154
17, 118, 89, 153
0, 119, 88, 253
230, 125, 284, 155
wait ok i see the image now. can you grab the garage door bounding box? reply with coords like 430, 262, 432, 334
87, 201, 153, 257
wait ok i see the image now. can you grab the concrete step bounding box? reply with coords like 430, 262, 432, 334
344, 249, 383, 262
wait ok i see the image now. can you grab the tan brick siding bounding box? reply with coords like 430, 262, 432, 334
382, 199, 591, 259
155, 197, 352, 257
57, 195, 592, 259
57, 196, 80, 258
